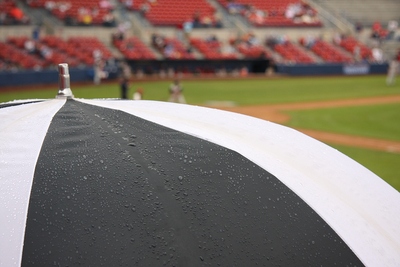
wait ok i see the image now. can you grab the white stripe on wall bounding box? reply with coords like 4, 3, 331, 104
0, 99, 66, 267
78, 99, 400, 266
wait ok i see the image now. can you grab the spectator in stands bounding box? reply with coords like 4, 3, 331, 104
221, 43, 236, 56
332, 32, 342, 46
226, 0, 244, 15
38, 44, 53, 60
65, 14, 76, 26
44, 1, 56, 12
102, 11, 116, 27
152, 33, 166, 51
0, 11, 6, 25
285, 3, 301, 20
9, 6, 29, 24
183, 18, 193, 38
139, 1, 150, 16
371, 47, 383, 63
200, 15, 213, 28
245, 5, 266, 25
168, 79, 186, 103
32, 25, 41, 41
112, 21, 130, 41
192, 11, 202, 28
214, 12, 223, 28
387, 20, 398, 40
123, 0, 133, 10
164, 43, 177, 58
303, 35, 316, 49
355, 22, 363, 37
24, 39, 36, 54
206, 34, 218, 43
371, 21, 387, 44
99, 0, 114, 10
78, 7, 93, 26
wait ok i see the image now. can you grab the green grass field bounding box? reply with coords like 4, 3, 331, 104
1, 75, 399, 191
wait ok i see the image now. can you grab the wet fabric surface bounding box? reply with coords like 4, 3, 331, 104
22, 99, 363, 266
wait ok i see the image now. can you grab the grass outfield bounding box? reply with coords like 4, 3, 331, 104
286, 103, 400, 142
1, 75, 399, 191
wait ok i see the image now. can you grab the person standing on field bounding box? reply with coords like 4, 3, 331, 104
168, 79, 186, 103
386, 50, 400, 86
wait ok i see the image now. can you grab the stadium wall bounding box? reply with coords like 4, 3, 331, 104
0, 62, 389, 88
276, 63, 389, 76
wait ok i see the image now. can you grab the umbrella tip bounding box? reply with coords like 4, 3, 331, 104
56, 63, 74, 99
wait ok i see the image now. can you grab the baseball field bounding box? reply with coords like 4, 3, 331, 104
1, 74, 399, 191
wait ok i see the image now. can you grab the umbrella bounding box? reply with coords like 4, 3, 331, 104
1, 64, 399, 266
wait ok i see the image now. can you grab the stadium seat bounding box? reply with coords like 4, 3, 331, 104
113, 37, 157, 60
307, 40, 353, 63
274, 42, 315, 64
190, 37, 238, 60
137, 0, 217, 27
339, 36, 372, 61
217, 0, 322, 27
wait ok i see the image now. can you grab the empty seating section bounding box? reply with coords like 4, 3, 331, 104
339, 36, 372, 61
190, 38, 238, 59
274, 42, 315, 64
113, 37, 156, 59
0, 35, 113, 69
137, 0, 216, 26
312, 0, 400, 26
308, 40, 353, 63
217, 0, 322, 27
26, 0, 114, 25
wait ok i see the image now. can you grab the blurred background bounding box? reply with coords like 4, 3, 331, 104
0, 0, 399, 81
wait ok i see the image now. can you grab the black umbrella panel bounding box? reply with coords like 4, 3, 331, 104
1, 65, 400, 266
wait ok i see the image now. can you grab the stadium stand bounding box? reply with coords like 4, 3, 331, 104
151, 33, 196, 59
0, 0, 398, 76
113, 36, 157, 60
231, 33, 270, 59
190, 36, 239, 59
0, 0, 30, 25
26, 0, 116, 26
127, 0, 219, 27
0, 35, 113, 69
273, 41, 316, 64
217, 0, 322, 27
339, 36, 372, 61
0, 41, 45, 69
312, 0, 399, 27
303, 39, 353, 63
